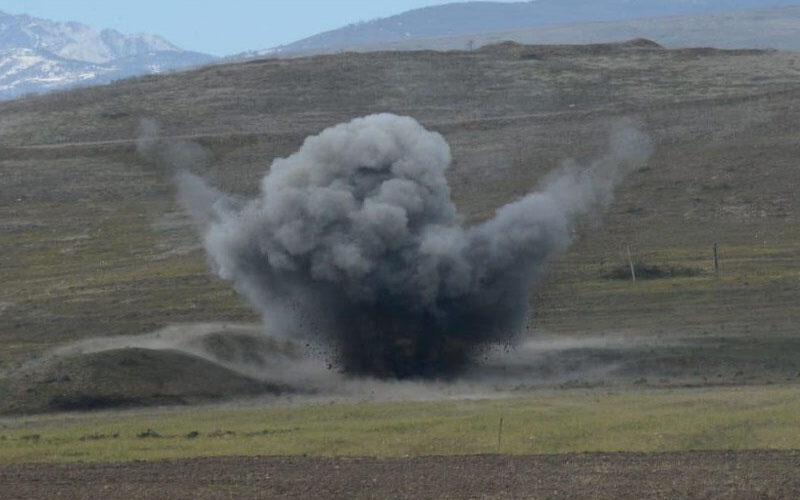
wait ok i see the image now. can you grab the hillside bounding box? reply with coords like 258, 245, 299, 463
1, 40, 799, 410
265, 1, 800, 56
366, 6, 800, 54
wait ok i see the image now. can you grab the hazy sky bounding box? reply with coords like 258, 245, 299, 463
0, 1, 522, 56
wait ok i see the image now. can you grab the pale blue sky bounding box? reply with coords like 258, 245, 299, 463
0, 1, 521, 56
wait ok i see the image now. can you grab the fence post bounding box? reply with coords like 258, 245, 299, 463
497, 417, 504, 453
627, 245, 636, 284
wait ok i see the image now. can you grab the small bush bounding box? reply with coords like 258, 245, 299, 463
79, 432, 119, 442
137, 428, 161, 439
208, 429, 236, 438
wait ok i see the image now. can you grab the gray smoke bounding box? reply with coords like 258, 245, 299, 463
170, 113, 652, 379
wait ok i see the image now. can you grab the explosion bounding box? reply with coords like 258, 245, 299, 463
167, 114, 651, 379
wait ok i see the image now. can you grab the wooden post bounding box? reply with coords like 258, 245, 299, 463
627, 246, 636, 284
713, 242, 719, 278
497, 417, 504, 453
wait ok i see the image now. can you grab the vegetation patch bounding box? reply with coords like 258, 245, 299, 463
78, 432, 119, 442
136, 429, 161, 439
602, 262, 705, 281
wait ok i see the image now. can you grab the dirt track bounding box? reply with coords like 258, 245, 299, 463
3, 450, 798, 499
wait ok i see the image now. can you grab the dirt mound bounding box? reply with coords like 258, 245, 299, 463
191, 331, 304, 369
622, 38, 664, 49
0, 347, 291, 414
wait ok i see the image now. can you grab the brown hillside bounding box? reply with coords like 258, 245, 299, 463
1, 40, 798, 399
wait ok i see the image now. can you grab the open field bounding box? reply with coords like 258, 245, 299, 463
2, 43, 799, 369
1, 40, 799, 497
2, 43, 800, 362
1, 386, 799, 463
2, 386, 800, 498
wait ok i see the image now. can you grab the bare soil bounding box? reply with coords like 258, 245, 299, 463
2, 450, 798, 499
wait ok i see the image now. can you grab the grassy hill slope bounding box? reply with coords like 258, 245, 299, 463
1, 41, 798, 408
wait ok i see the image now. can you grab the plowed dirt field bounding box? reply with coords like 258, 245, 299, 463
3, 450, 798, 499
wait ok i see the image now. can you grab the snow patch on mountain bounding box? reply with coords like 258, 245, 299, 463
0, 10, 215, 100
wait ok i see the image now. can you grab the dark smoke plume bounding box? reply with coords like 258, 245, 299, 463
169, 114, 651, 379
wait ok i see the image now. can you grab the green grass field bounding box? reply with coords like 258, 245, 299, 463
1, 385, 798, 464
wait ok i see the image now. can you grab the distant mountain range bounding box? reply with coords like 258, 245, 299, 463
0, 10, 216, 100
261, 0, 800, 56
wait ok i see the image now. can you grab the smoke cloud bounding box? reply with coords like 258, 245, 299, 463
168, 114, 651, 379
